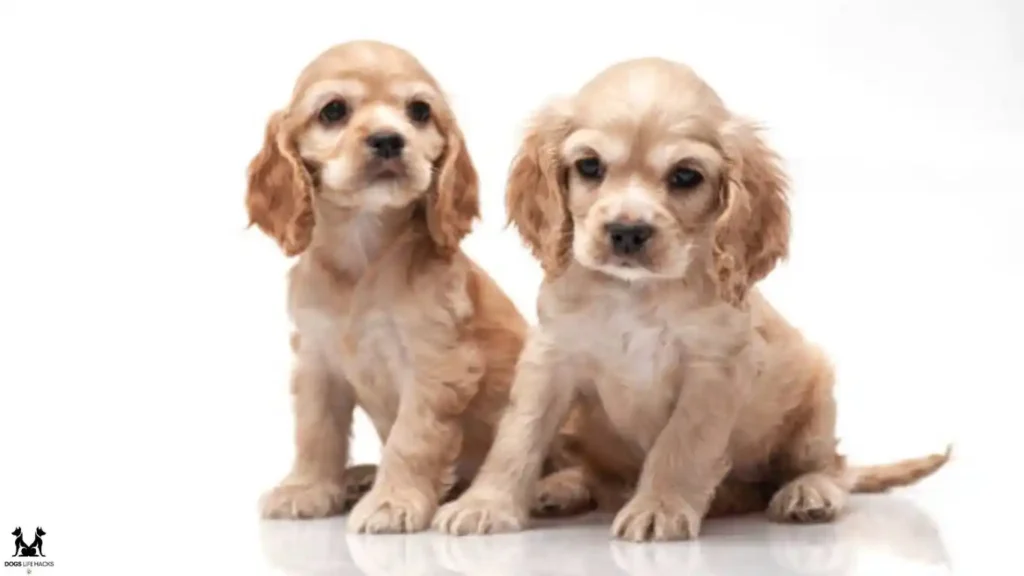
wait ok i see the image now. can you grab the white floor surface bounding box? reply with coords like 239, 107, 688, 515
258, 495, 953, 576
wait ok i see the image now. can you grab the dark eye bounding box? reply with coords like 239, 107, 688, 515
667, 166, 704, 190
407, 100, 431, 124
574, 157, 605, 181
318, 99, 348, 126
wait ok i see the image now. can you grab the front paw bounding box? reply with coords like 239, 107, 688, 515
611, 494, 702, 542
260, 479, 348, 519
347, 485, 435, 534
433, 493, 527, 535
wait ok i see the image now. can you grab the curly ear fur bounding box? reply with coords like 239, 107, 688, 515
426, 115, 479, 256
245, 111, 315, 257
505, 102, 574, 275
712, 119, 791, 305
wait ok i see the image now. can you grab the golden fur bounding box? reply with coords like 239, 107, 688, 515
434, 57, 950, 541
245, 41, 590, 533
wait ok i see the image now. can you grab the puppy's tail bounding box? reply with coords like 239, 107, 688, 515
844, 444, 952, 494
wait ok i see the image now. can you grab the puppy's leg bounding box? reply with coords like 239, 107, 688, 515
767, 378, 848, 523
434, 339, 577, 535
345, 399, 461, 534
346, 347, 482, 534
261, 356, 356, 519
612, 359, 746, 542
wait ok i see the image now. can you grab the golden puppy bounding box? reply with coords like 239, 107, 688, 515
245, 40, 584, 533
433, 57, 950, 541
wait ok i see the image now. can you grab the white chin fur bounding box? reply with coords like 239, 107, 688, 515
581, 261, 683, 282
320, 157, 432, 211
319, 172, 428, 213
573, 237, 692, 282
359, 182, 411, 211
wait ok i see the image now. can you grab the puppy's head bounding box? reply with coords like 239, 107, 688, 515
246, 40, 478, 256
507, 58, 789, 304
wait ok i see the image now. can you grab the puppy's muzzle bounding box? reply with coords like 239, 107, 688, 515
366, 131, 405, 159
605, 221, 654, 256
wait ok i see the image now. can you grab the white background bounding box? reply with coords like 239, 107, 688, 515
0, 1, 1021, 574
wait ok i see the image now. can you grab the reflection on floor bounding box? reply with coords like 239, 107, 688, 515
259, 495, 949, 576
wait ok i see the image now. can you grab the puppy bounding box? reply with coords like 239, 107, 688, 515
246, 40, 587, 533
433, 57, 950, 541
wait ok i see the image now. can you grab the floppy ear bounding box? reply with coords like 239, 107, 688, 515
426, 113, 479, 256
245, 110, 315, 256
505, 101, 574, 275
712, 118, 791, 305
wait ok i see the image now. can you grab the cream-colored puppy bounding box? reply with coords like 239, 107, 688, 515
246, 40, 588, 533
434, 57, 950, 542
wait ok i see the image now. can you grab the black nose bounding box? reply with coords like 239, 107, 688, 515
606, 222, 654, 256
366, 131, 405, 159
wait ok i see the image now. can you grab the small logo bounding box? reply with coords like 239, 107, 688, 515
11, 528, 44, 558
5, 528, 53, 572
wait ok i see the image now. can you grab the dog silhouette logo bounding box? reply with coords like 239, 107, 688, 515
11, 527, 45, 558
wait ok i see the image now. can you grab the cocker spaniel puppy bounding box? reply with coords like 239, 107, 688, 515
245, 41, 587, 533
434, 57, 950, 541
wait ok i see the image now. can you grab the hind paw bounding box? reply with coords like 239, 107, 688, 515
343, 464, 377, 505
532, 468, 595, 518
768, 473, 846, 523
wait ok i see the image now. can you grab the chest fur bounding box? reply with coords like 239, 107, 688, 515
544, 284, 746, 448
287, 269, 412, 423
557, 306, 682, 386
548, 301, 682, 447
